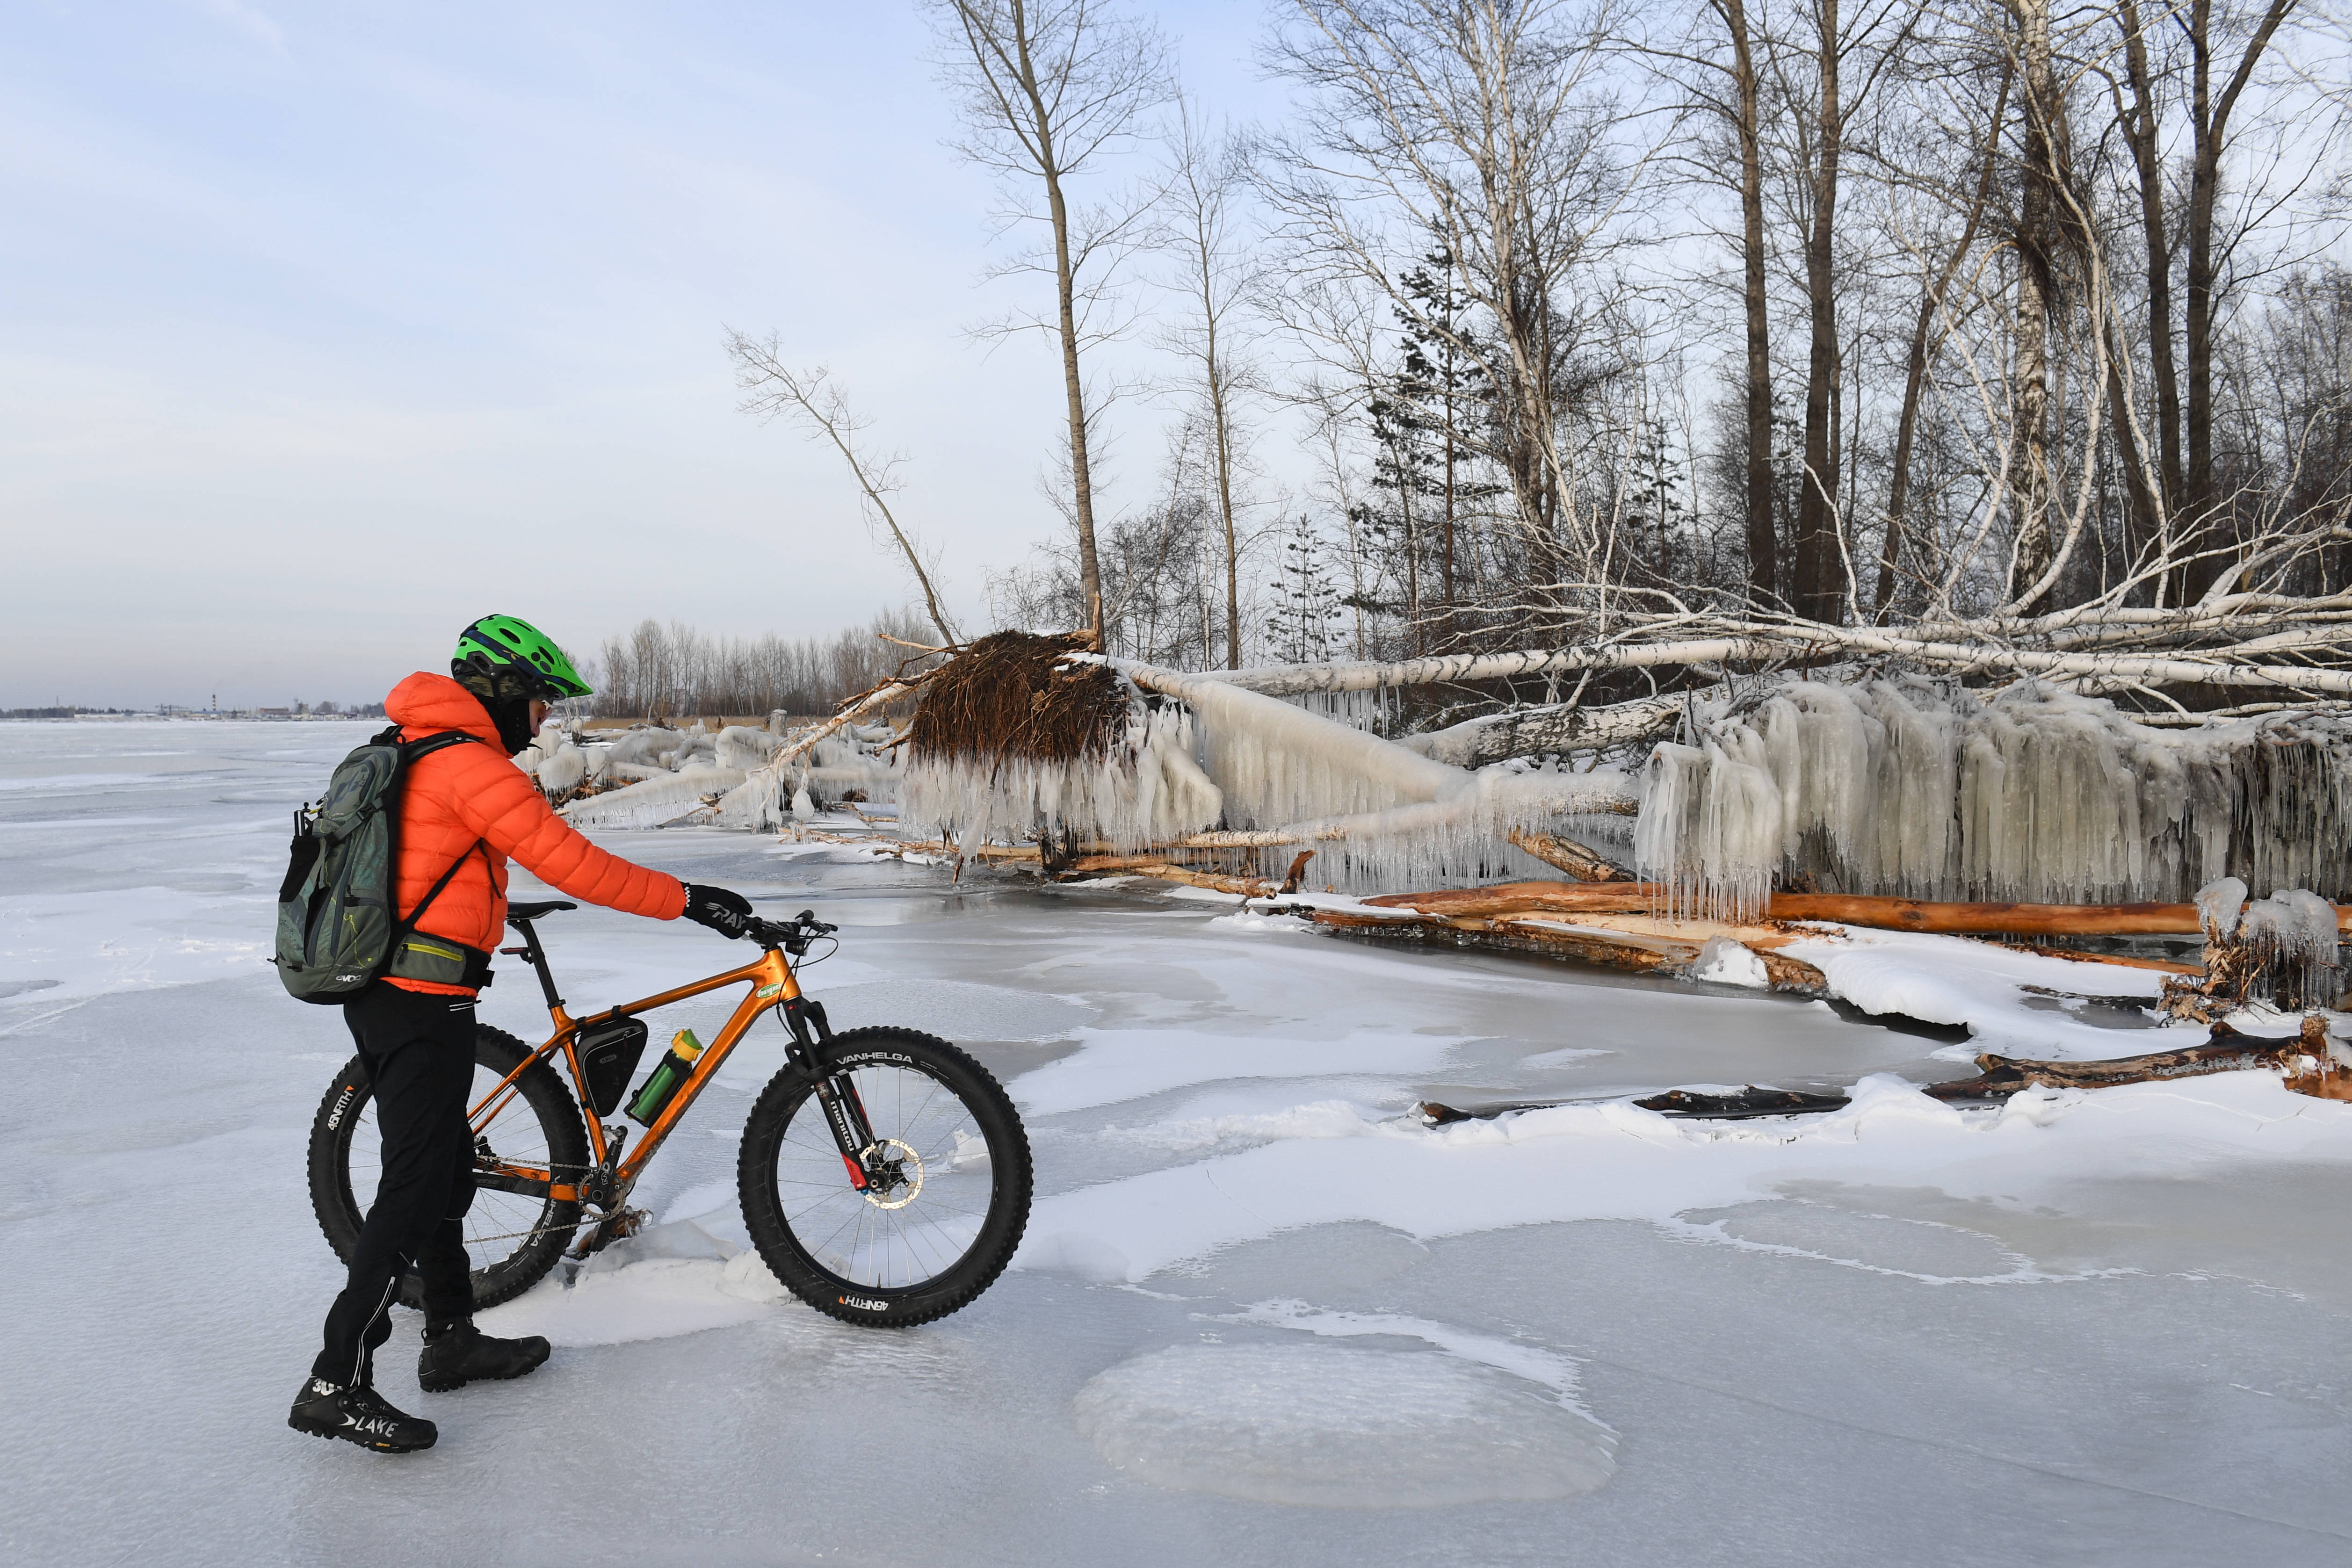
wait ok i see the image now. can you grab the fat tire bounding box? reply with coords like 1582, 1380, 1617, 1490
306, 1023, 588, 1311
738, 1026, 1031, 1329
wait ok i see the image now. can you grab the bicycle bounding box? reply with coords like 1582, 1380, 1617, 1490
306, 903, 1033, 1329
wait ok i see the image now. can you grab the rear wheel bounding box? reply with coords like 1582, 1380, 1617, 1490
738, 1027, 1031, 1328
307, 1024, 587, 1310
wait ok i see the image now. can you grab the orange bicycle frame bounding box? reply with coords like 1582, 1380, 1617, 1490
468, 933, 809, 1206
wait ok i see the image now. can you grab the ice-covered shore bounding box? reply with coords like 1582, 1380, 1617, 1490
4, 720, 2350, 1565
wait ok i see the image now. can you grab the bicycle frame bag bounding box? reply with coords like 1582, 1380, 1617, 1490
273, 727, 487, 1004
577, 1017, 649, 1117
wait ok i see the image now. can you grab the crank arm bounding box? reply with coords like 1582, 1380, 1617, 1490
473, 1164, 581, 1203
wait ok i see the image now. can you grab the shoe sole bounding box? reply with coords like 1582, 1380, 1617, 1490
287, 1411, 435, 1454
418, 1351, 550, 1394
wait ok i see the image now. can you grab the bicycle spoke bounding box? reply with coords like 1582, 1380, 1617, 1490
761, 1055, 1006, 1291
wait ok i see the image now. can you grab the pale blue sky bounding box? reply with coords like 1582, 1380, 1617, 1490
3, 1, 1281, 707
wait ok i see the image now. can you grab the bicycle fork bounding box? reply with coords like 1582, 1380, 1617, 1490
781, 996, 883, 1192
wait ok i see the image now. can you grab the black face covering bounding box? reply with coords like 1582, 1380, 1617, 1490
454, 662, 543, 756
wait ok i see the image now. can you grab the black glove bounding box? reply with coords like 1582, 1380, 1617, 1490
680, 883, 754, 939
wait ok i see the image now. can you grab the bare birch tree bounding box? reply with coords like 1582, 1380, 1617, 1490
724, 331, 964, 647
1153, 96, 1262, 667
925, 0, 1173, 647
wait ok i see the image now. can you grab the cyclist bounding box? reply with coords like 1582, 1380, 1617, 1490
290, 614, 756, 1454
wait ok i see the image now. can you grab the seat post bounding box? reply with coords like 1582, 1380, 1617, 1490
507, 918, 564, 1011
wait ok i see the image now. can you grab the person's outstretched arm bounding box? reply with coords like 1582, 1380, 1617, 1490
443, 750, 687, 920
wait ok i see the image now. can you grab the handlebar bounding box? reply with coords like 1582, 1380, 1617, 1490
747, 908, 837, 955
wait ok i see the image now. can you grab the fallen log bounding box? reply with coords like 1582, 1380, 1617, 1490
1924, 1019, 2330, 1098
1062, 860, 1281, 897
1634, 1087, 1854, 1119
1505, 827, 1634, 882
1770, 892, 2352, 938
1310, 907, 1829, 992
1418, 1019, 2347, 1123
1368, 880, 2351, 936
1397, 693, 1686, 768
1360, 881, 1657, 915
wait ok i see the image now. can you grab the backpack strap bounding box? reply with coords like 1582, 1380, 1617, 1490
386, 731, 495, 986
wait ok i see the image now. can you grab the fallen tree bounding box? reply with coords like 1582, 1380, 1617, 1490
1418, 1019, 2350, 1123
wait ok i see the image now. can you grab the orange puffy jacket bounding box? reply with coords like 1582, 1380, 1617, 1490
384, 672, 687, 995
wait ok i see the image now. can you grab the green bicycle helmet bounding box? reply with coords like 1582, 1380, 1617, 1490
451, 614, 593, 700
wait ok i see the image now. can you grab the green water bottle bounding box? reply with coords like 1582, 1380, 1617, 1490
626, 1028, 706, 1126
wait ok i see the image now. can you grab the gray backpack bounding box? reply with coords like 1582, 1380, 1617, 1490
274, 727, 488, 1003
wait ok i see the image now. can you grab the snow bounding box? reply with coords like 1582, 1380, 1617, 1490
1690, 933, 1771, 988
7, 720, 2352, 1564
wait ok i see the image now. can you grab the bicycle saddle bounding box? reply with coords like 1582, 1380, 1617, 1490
506, 900, 578, 922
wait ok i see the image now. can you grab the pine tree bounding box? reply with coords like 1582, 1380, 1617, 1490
1264, 516, 1346, 665
1361, 239, 1498, 652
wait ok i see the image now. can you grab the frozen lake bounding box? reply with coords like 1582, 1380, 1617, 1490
4, 720, 2350, 1564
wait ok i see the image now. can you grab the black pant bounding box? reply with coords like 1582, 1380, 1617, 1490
311, 983, 478, 1387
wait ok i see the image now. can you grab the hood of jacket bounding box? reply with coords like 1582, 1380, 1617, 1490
384, 672, 503, 746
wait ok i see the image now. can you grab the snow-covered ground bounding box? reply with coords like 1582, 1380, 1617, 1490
4, 720, 2351, 1564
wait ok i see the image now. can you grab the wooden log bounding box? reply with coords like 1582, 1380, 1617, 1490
1922, 1022, 2316, 1098
1315, 909, 1684, 976
1505, 827, 1634, 882
1990, 941, 2202, 976
1492, 913, 1829, 990
1063, 860, 1280, 897
1311, 908, 1828, 992
1360, 881, 1658, 914
1767, 892, 2351, 937
1423, 1020, 2346, 1124
1364, 880, 2350, 940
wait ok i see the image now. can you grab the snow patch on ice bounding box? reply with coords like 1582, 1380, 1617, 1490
1072, 1340, 1615, 1506
1011, 1027, 1469, 1116
1524, 1046, 1614, 1066
1779, 924, 2164, 1057
476, 1221, 795, 1345
1221, 1298, 1603, 1422
1210, 908, 1314, 934
1016, 1071, 2352, 1282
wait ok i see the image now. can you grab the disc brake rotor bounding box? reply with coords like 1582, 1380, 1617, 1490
860, 1138, 925, 1209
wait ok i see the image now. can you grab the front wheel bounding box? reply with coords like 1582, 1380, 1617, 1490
738, 1027, 1032, 1328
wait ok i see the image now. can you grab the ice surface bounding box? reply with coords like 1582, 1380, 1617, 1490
6, 721, 2352, 1565
1073, 1340, 1614, 1507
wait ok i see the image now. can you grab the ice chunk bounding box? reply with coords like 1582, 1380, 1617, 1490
715, 725, 780, 772
1690, 935, 1770, 988
2196, 876, 2249, 941
1072, 1341, 1615, 1507
534, 743, 586, 798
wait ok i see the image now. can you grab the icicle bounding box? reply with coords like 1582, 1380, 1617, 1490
2241, 889, 2342, 1008
898, 700, 1223, 850
1637, 677, 2352, 914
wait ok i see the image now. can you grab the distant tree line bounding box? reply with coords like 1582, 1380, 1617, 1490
588, 608, 941, 719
